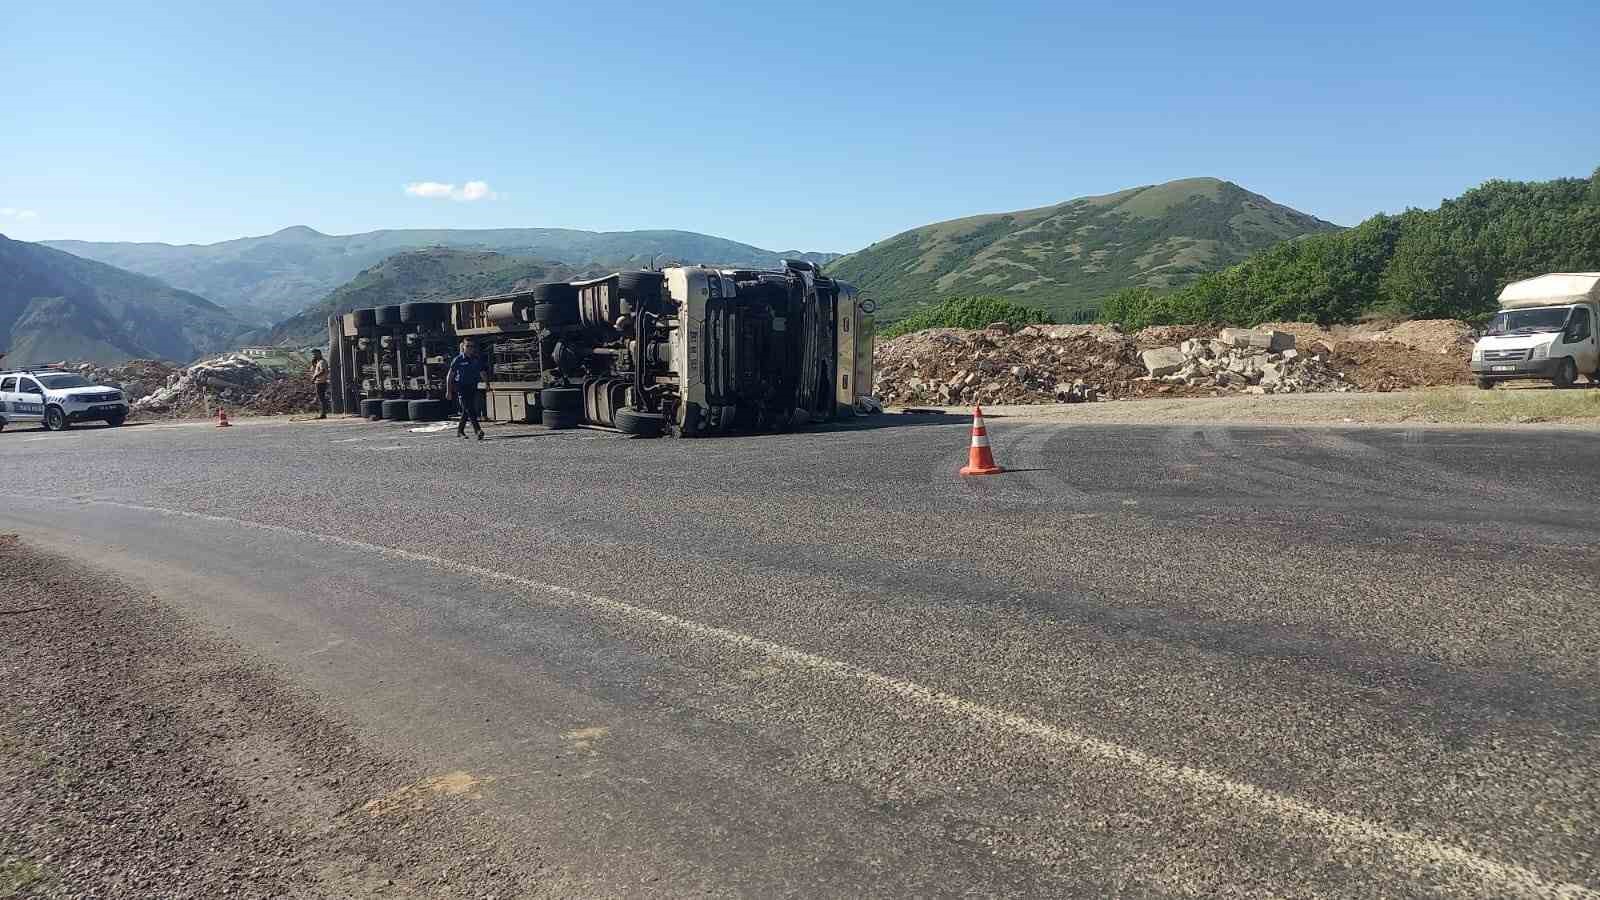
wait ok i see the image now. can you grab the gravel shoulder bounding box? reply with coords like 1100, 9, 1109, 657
920, 383, 1600, 427
0, 534, 542, 899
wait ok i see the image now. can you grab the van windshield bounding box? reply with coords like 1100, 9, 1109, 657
1486, 307, 1571, 336
35, 373, 95, 389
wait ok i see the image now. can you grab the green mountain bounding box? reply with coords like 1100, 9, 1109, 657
267, 248, 594, 345
1101, 168, 1600, 329
46, 226, 840, 325
0, 234, 247, 366
826, 177, 1339, 322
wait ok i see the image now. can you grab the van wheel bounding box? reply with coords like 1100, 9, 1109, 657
1475, 378, 1496, 390
44, 406, 68, 431
1552, 357, 1578, 389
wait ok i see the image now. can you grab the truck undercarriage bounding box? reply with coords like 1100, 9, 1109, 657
325, 261, 875, 436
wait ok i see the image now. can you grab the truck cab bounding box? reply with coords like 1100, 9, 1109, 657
1472, 273, 1600, 389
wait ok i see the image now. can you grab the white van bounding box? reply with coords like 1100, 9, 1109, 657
1471, 273, 1600, 389
0, 367, 130, 431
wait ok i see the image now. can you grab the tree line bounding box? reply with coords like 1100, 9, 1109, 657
1097, 169, 1600, 330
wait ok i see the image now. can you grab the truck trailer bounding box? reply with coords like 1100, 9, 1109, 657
325, 261, 877, 436
1471, 273, 1600, 389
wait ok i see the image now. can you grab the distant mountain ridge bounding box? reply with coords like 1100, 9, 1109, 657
826, 177, 1339, 321
267, 249, 597, 346
0, 234, 247, 366
45, 227, 841, 325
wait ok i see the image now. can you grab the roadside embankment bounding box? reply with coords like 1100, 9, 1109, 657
0, 535, 540, 899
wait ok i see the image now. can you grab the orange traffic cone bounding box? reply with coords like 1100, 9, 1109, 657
959, 406, 1003, 476
216, 407, 232, 428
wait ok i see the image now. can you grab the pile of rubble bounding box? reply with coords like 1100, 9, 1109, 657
872, 324, 1149, 407
132, 352, 317, 417
1139, 328, 1355, 394
874, 320, 1480, 406
59, 360, 180, 405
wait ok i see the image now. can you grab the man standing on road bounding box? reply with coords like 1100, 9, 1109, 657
446, 339, 486, 441
309, 349, 330, 419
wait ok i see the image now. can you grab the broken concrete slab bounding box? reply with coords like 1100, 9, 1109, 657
1141, 346, 1186, 377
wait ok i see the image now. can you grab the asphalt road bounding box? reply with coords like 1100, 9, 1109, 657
2, 412, 1597, 897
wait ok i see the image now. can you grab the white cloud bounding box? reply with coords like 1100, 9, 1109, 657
0, 207, 39, 220
403, 180, 496, 202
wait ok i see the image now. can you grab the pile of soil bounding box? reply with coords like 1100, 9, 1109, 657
1323, 341, 1475, 391
133, 352, 318, 418
873, 320, 1475, 406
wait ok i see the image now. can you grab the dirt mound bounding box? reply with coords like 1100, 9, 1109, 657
874, 321, 1474, 406
1362, 319, 1476, 355
874, 327, 1148, 406
1132, 324, 1214, 350
1324, 341, 1472, 391
133, 352, 317, 417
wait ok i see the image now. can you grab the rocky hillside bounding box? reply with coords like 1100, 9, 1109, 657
0, 235, 247, 366
47, 226, 839, 325
268, 248, 592, 345
828, 178, 1338, 322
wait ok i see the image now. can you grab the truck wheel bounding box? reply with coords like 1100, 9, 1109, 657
359, 398, 385, 419
533, 283, 579, 326
353, 308, 379, 328
400, 302, 447, 325
616, 271, 666, 302
44, 406, 68, 431
381, 399, 412, 421
540, 387, 582, 412
541, 410, 579, 429
1475, 377, 1496, 390
408, 399, 451, 421
105, 412, 126, 427
1553, 357, 1578, 389
375, 305, 404, 327
614, 408, 664, 438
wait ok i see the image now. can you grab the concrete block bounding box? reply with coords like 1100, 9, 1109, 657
1246, 329, 1296, 352
1141, 346, 1186, 377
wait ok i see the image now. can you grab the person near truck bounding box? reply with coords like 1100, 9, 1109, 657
446, 339, 486, 440
309, 349, 330, 419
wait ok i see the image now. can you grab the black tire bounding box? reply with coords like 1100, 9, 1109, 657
381, 399, 412, 421
104, 413, 126, 427
1553, 357, 1578, 389
532, 282, 579, 326
1475, 377, 1496, 390
359, 398, 385, 419
540, 387, 582, 412
407, 399, 449, 421
616, 270, 666, 302
375, 305, 404, 327
399, 302, 447, 325
614, 408, 665, 437
541, 409, 578, 429
0, 420, 7, 432
353, 308, 378, 328
44, 406, 68, 431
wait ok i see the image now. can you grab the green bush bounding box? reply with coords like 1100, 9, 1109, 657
878, 295, 1054, 339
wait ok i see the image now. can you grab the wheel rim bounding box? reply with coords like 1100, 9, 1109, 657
47, 409, 63, 429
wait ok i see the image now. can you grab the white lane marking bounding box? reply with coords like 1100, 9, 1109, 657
4, 493, 1594, 898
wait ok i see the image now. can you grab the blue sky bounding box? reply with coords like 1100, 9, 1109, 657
2, 0, 1595, 252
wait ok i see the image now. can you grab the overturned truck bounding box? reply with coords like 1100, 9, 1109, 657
325, 261, 876, 437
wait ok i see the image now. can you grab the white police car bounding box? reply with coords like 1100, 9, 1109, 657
0, 367, 130, 431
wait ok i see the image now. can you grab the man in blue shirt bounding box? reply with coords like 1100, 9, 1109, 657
445, 339, 487, 440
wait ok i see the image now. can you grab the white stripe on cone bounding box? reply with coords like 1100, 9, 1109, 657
971, 434, 991, 447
